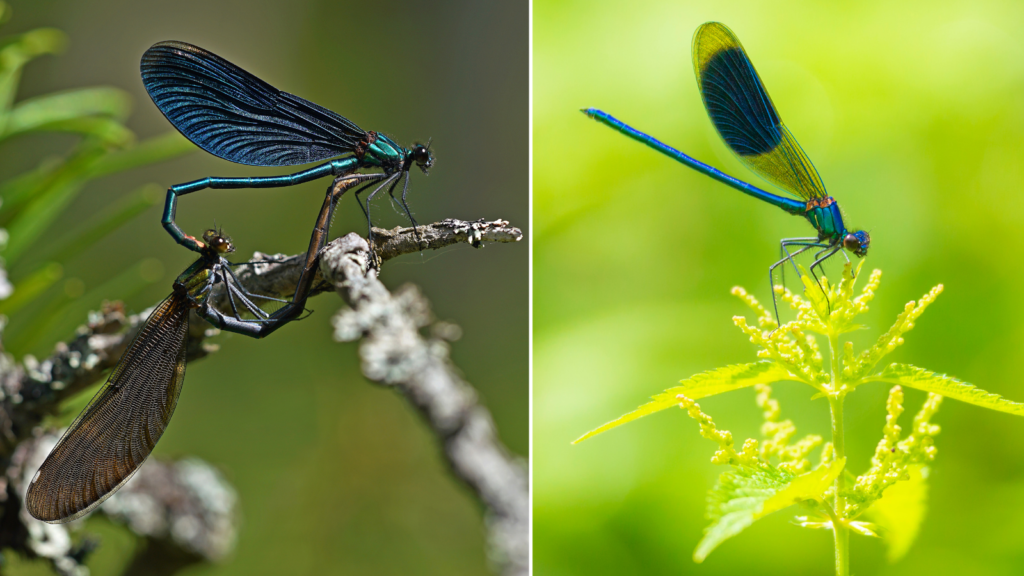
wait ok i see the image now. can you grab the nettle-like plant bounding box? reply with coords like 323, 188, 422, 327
575, 262, 1024, 575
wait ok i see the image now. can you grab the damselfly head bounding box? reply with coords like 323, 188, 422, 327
410, 140, 434, 174
202, 229, 235, 254
843, 230, 870, 257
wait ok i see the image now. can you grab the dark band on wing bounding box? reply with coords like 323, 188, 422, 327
700, 46, 782, 157
693, 22, 827, 200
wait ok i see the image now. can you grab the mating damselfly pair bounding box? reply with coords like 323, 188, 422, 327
26, 42, 435, 523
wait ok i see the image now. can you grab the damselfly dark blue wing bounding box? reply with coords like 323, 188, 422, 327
26, 293, 190, 523
692, 22, 827, 200
141, 41, 366, 167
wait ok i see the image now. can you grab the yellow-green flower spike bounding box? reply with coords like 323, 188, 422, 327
847, 389, 943, 518
848, 283, 945, 381
732, 286, 776, 329
677, 394, 764, 469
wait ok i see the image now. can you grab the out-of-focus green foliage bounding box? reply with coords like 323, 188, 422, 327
0, 0, 192, 356
536, 2, 1024, 574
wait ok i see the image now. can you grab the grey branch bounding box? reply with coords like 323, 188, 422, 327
0, 217, 525, 575
228, 218, 523, 303
372, 218, 524, 261
323, 232, 528, 576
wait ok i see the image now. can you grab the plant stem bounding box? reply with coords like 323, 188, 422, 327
828, 333, 850, 576
829, 394, 850, 576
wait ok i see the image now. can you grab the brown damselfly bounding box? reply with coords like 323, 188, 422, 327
26, 174, 375, 522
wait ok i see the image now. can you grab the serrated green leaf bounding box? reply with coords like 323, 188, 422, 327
695, 467, 791, 563
863, 464, 929, 562
759, 457, 845, 519
574, 361, 794, 444
1, 87, 131, 140
865, 363, 1024, 416
694, 458, 845, 562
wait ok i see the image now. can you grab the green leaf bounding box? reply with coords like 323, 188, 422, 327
695, 467, 791, 563
87, 131, 194, 177
12, 116, 133, 144
1, 133, 189, 235
0, 28, 67, 121
1, 87, 131, 140
863, 464, 929, 562
865, 363, 1024, 416
573, 361, 794, 444
694, 458, 845, 562
759, 457, 845, 519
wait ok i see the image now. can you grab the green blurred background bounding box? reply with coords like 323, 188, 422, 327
1, 0, 527, 574
536, 0, 1024, 574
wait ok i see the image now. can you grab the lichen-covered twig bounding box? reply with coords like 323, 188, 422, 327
323, 232, 528, 576
227, 218, 523, 305
372, 218, 523, 261
0, 303, 214, 457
